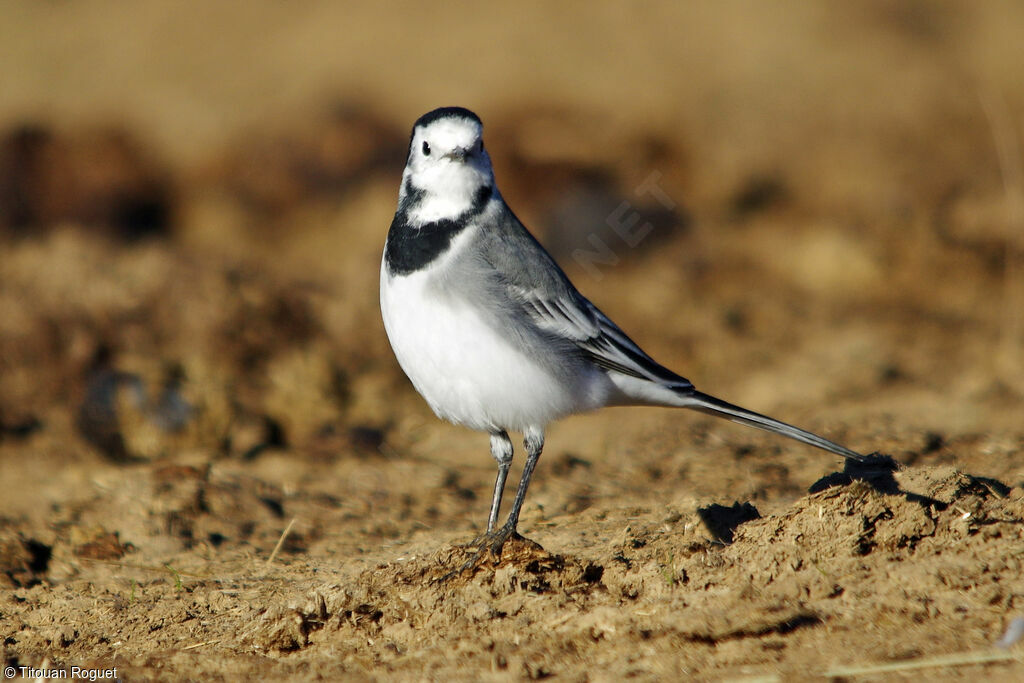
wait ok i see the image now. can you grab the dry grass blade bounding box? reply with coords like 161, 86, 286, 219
825, 650, 1022, 677
265, 517, 297, 567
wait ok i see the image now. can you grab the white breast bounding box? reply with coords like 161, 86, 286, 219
379, 230, 608, 433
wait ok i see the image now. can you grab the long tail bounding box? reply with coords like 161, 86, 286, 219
683, 390, 867, 462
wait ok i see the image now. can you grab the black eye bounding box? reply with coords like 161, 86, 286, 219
422, 141, 431, 156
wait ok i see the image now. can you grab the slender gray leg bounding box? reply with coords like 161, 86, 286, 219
442, 428, 544, 576
501, 427, 544, 533
487, 431, 514, 533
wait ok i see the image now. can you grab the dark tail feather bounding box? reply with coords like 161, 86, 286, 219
684, 390, 867, 462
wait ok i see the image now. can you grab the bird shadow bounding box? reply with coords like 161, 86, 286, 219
698, 452, 1013, 544
809, 453, 904, 493
697, 502, 762, 544
696, 455, 908, 544
808, 452, 1011, 510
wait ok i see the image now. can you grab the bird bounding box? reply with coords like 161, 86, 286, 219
380, 106, 865, 552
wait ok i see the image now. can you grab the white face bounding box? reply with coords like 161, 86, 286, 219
403, 115, 494, 224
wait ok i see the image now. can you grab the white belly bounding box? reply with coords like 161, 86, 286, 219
380, 257, 597, 433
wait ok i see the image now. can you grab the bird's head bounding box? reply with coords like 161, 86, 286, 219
400, 107, 495, 224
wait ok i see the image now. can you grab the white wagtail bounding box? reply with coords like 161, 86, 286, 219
380, 107, 865, 549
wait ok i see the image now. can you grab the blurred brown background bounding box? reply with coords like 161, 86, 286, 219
2, 2, 1024, 679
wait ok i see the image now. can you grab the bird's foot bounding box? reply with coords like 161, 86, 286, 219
480, 524, 543, 557
437, 525, 543, 582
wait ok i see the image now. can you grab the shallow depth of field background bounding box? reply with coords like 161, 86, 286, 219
2, 2, 1024, 679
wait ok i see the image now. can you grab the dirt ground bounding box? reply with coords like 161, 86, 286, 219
3, 2, 1024, 680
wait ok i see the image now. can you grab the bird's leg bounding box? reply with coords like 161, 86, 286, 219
486, 431, 514, 534
440, 428, 545, 580
486, 427, 545, 552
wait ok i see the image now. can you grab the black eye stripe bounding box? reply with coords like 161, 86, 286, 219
422, 140, 431, 156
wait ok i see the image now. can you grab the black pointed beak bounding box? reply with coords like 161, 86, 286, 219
444, 148, 469, 162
